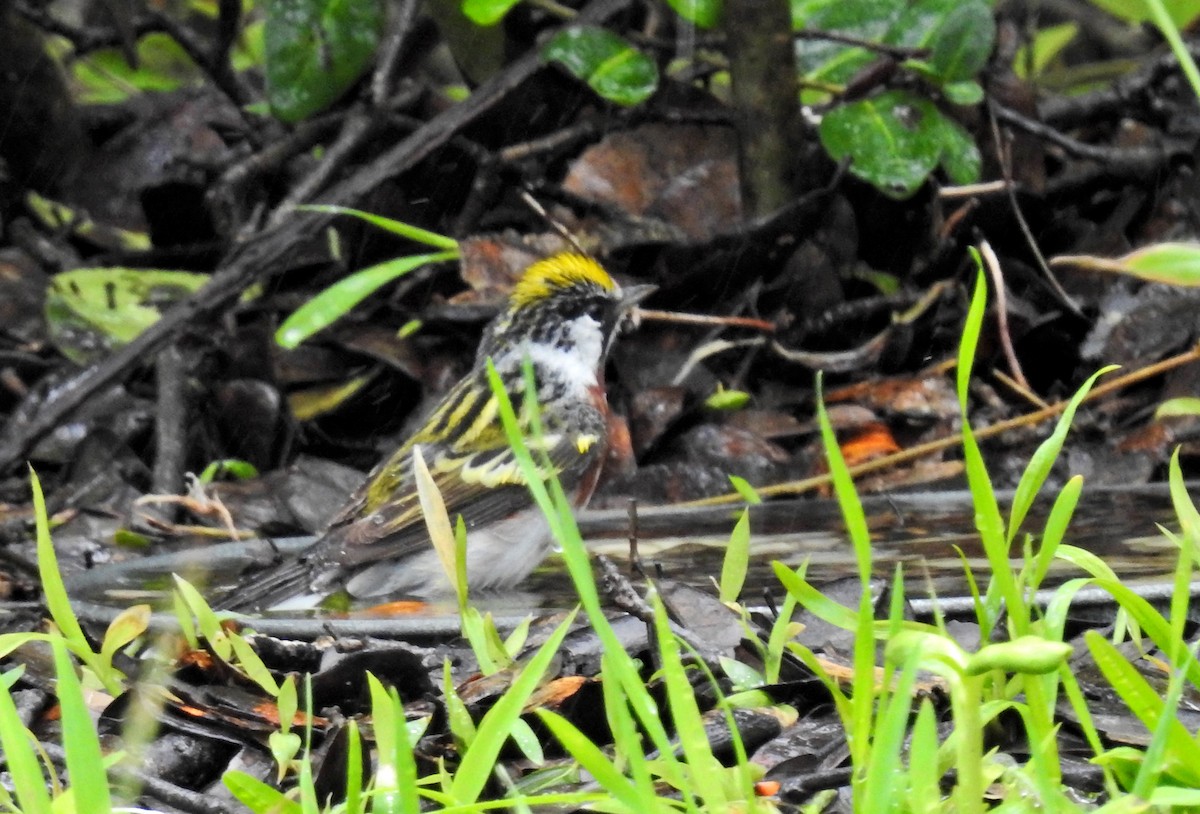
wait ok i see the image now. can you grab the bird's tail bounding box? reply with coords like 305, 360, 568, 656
213, 558, 319, 613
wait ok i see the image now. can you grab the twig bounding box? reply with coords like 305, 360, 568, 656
978, 238, 1028, 390
682, 341, 1200, 507
986, 100, 1082, 318
638, 308, 776, 333
147, 344, 189, 524
371, 0, 422, 106
993, 368, 1050, 411
147, 9, 255, 117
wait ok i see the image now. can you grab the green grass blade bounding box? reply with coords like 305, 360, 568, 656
1007, 366, 1115, 543
0, 667, 52, 813
1029, 475, 1083, 591
52, 637, 112, 814
368, 674, 420, 814
719, 509, 750, 603
957, 263, 1024, 636
297, 205, 460, 250
1085, 631, 1200, 787
276, 250, 459, 349
650, 590, 725, 810
538, 709, 649, 813
450, 609, 578, 804
224, 770, 302, 814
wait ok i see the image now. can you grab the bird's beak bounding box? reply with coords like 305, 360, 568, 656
619, 283, 657, 311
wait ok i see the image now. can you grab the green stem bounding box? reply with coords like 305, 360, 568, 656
1145, 0, 1200, 102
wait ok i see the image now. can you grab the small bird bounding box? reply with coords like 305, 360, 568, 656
223, 253, 654, 611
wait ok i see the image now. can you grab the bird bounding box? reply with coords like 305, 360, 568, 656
220, 252, 655, 611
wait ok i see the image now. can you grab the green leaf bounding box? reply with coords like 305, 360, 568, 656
450, 610, 578, 804
927, 2, 994, 83
818, 89, 979, 199
542, 26, 659, 106
198, 459, 260, 482
941, 79, 984, 105
728, 475, 762, 504
964, 636, 1072, 675
70, 32, 199, 105
1158, 397, 1200, 418
664, 0, 721, 28
1013, 22, 1078, 79
45, 268, 209, 364
0, 669, 51, 814
1007, 365, 1117, 543
1089, 0, 1200, 26
1085, 631, 1200, 787
705, 386, 751, 410
264, 0, 384, 122
275, 251, 458, 348
462, 0, 522, 25
224, 770, 303, 814
53, 638, 113, 813
296, 205, 460, 250
1052, 241, 1200, 285
719, 509, 751, 603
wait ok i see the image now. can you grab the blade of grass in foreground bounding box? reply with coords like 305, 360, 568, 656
53, 637, 113, 814
0, 666, 52, 813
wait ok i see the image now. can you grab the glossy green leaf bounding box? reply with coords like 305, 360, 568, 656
927, 2, 994, 82
793, 0, 962, 88
664, 0, 720, 28
264, 0, 383, 122
276, 250, 458, 348
543, 26, 658, 106
819, 89, 980, 199
462, 0, 521, 24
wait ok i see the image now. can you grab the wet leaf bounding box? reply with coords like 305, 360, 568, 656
927, 1, 994, 83
818, 89, 980, 198
264, 0, 383, 122
45, 268, 209, 364
543, 26, 658, 106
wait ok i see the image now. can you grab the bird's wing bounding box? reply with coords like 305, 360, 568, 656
318, 383, 605, 569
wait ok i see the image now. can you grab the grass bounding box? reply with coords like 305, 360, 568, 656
5, 259, 1200, 812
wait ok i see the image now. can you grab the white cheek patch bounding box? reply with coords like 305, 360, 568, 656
513, 315, 604, 398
